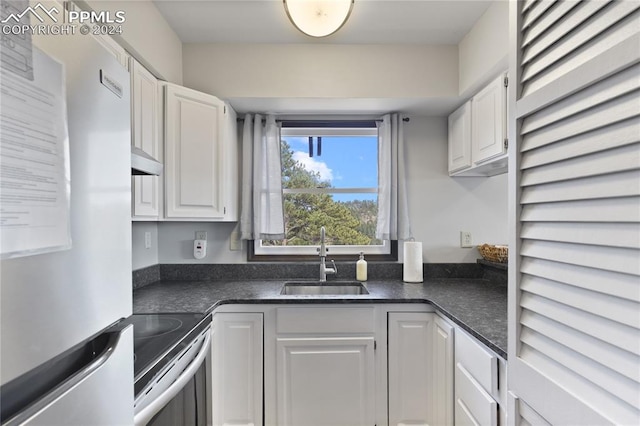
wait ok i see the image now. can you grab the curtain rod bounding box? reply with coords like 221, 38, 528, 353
235, 117, 410, 124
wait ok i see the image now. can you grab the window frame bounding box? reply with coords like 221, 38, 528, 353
251, 122, 397, 261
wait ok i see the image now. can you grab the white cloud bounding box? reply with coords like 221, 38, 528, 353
292, 151, 333, 181
283, 137, 309, 147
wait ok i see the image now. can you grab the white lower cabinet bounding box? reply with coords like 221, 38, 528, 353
432, 315, 455, 426
272, 306, 376, 426
454, 327, 506, 426
212, 304, 504, 426
388, 312, 432, 426
276, 337, 376, 426
211, 313, 263, 426
388, 312, 454, 426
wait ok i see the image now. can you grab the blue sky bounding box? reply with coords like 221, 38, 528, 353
283, 136, 378, 202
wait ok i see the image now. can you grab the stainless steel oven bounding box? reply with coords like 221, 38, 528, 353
123, 314, 211, 426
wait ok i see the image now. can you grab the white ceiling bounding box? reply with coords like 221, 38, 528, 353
153, 0, 495, 115
153, 0, 493, 45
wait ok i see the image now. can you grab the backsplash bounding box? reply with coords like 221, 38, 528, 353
131, 262, 507, 289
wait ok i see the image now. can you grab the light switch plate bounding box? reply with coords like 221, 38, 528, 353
230, 232, 241, 251
195, 231, 207, 240
144, 232, 151, 249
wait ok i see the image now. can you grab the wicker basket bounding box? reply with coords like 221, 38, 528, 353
478, 244, 508, 263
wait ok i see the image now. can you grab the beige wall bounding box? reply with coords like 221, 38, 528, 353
183, 43, 458, 101
458, 0, 509, 98
82, 0, 183, 83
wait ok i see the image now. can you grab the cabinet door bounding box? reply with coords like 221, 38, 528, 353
448, 101, 472, 173
93, 34, 129, 70
211, 313, 263, 426
221, 103, 239, 222
131, 59, 160, 218
164, 84, 226, 219
471, 74, 506, 164
276, 336, 375, 426
455, 364, 497, 426
432, 315, 454, 426
388, 312, 432, 426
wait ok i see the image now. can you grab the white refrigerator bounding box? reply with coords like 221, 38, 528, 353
0, 4, 134, 425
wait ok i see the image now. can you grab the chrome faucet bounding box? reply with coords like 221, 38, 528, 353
318, 226, 337, 282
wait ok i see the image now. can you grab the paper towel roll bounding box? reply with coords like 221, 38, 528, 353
403, 241, 423, 283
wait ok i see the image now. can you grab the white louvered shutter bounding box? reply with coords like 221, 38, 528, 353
508, 1, 640, 425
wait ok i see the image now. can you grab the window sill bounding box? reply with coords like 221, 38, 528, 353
247, 240, 398, 262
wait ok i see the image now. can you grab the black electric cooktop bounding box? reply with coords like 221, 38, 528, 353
120, 313, 211, 396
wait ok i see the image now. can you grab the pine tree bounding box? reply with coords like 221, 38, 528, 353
266, 141, 376, 246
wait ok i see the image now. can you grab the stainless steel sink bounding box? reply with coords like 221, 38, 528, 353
281, 281, 369, 295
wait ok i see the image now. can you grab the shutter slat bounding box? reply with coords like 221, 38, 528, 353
521, 275, 639, 327
521, 0, 584, 50
521, 197, 640, 223
523, 0, 558, 30
519, 344, 639, 425
521, 143, 640, 186
522, 4, 639, 83
521, 170, 640, 204
522, 0, 538, 14
520, 311, 639, 381
521, 91, 640, 152
521, 221, 640, 249
521, 118, 640, 169
522, 7, 640, 95
520, 240, 639, 275
520, 328, 638, 407
520, 294, 639, 354
520, 257, 640, 302
521, 64, 640, 135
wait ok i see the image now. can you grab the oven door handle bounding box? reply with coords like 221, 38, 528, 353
134, 329, 211, 426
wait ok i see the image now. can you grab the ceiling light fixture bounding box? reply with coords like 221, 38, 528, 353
283, 0, 355, 38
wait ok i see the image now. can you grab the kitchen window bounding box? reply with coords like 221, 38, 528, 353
251, 121, 396, 260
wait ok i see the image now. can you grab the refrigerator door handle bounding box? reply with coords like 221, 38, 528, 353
3, 329, 127, 426
134, 329, 211, 426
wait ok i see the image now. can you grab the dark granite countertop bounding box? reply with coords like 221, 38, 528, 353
133, 278, 507, 359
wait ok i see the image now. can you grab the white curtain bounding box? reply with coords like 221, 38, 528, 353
376, 113, 411, 241
240, 114, 285, 240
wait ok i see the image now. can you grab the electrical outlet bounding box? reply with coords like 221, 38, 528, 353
460, 231, 473, 248
195, 231, 207, 241
144, 232, 152, 249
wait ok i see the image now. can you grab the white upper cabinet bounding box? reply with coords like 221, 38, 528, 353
472, 74, 508, 164
449, 73, 508, 177
164, 84, 238, 221
93, 34, 129, 70
448, 101, 473, 173
131, 59, 160, 219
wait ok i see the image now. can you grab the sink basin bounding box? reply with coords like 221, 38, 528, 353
281, 281, 369, 295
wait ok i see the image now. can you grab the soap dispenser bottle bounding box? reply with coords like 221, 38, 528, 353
356, 252, 367, 281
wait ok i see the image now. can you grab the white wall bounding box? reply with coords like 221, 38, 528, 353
132, 222, 159, 269
458, 1, 509, 98
157, 222, 243, 264
131, 116, 507, 266
82, 0, 183, 83
183, 44, 458, 101
404, 117, 507, 263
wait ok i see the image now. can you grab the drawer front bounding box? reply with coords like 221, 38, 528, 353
455, 328, 498, 396
276, 307, 375, 334
455, 363, 497, 426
